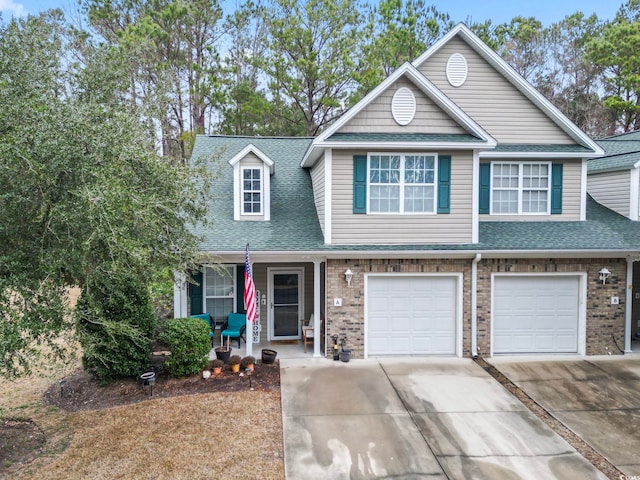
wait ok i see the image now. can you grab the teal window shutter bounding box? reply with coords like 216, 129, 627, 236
551, 163, 563, 214
189, 271, 203, 315
437, 155, 451, 214
479, 163, 490, 214
353, 155, 367, 214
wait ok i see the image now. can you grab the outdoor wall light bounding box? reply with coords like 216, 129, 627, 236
344, 268, 353, 287
599, 267, 611, 285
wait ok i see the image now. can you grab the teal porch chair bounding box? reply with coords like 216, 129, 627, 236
221, 313, 246, 348
189, 313, 215, 347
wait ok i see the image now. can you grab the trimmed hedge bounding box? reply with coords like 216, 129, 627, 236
158, 317, 210, 377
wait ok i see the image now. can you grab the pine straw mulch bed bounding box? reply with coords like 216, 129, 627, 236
42, 359, 280, 413
475, 357, 623, 480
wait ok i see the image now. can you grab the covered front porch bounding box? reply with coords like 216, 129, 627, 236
174, 254, 327, 358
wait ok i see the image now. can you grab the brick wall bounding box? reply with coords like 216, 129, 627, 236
326, 257, 627, 359
325, 258, 472, 359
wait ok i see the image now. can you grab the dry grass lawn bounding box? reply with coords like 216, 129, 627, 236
1, 353, 284, 479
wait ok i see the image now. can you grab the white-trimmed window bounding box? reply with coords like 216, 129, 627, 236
242, 167, 262, 214
368, 153, 436, 213
204, 265, 236, 326
491, 162, 550, 214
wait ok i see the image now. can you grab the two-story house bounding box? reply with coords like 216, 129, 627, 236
175, 24, 640, 359
588, 131, 640, 342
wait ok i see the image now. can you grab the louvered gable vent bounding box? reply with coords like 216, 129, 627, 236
446, 53, 468, 87
391, 87, 416, 126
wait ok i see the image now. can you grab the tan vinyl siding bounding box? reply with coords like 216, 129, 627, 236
339, 78, 466, 134
588, 170, 631, 218
238, 154, 265, 221
310, 156, 326, 236
331, 149, 473, 244
481, 159, 583, 221
418, 36, 575, 144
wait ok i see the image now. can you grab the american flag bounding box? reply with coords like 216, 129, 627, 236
244, 244, 257, 324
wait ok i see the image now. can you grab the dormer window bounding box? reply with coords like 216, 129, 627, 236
229, 144, 273, 221
242, 168, 262, 214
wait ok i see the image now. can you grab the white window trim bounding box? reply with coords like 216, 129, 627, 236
241, 166, 263, 215
203, 264, 237, 325
489, 161, 551, 215
366, 152, 438, 215
229, 144, 273, 221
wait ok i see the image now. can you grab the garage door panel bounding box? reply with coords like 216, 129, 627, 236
367, 276, 458, 356
493, 276, 579, 354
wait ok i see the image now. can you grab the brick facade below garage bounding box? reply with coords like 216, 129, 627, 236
325, 257, 627, 359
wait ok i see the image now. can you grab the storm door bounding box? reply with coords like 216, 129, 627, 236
269, 269, 303, 339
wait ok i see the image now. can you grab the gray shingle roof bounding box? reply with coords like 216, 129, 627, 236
491, 144, 593, 153
192, 136, 640, 255
326, 132, 484, 143
589, 136, 640, 172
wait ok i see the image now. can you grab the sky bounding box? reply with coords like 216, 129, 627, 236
0, 0, 624, 26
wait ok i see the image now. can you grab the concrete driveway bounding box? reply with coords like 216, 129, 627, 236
490, 356, 640, 476
280, 358, 606, 479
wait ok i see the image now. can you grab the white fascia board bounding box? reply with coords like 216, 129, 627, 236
634, 159, 640, 169
228, 144, 274, 174
414, 23, 604, 156
301, 62, 496, 167
320, 141, 494, 150
480, 151, 602, 159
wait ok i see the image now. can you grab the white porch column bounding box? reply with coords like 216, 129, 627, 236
313, 260, 322, 358
173, 271, 187, 318
625, 257, 634, 353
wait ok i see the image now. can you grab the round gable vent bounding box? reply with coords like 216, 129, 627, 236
391, 87, 416, 126
446, 53, 468, 87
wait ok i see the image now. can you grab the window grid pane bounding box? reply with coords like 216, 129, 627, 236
491, 163, 550, 214
242, 168, 261, 214
369, 155, 401, 213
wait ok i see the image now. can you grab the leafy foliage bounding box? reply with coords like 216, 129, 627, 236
0, 12, 207, 378
75, 273, 156, 381
158, 317, 211, 377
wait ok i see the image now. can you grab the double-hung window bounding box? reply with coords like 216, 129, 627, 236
242, 168, 262, 214
491, 162, 550, 214
368, 153, 436, 213
204, 266, 236, 327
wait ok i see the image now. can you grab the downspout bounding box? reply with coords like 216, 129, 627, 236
471, 254, 482, 358
625, 257, 634, 353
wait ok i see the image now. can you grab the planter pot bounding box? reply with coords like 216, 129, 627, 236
212, 367, 222, 375
339, 350, 351, 363
261, 349, 277, 364
215, 347, 232, 363
230, 363, 240, 373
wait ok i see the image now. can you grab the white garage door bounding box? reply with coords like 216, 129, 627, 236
367, 276, 458, 356
493, 276, 580, 354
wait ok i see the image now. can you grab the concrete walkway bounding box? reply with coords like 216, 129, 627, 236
280, 358, 606, 479
491, 356, 640, 476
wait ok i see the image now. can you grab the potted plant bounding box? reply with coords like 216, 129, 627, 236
210, 359, 224, 375
240, 355, 256, 372
228, 355, 242, 373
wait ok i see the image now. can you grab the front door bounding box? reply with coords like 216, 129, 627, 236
269, 269, 303, 340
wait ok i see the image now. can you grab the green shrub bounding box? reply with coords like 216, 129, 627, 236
158, 317, 210, 377
76, 273, 156, 382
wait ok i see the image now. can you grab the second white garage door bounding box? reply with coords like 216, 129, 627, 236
493, 275, 581, 354
367, 275, 458, 356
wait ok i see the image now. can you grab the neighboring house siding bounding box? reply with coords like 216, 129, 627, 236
418, 36, 575, 144
339, 78, 466, 135
480, 159, 583, 221
310, 156, 326, 237
588, 170, 631, 218
331, 149, 473, 244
